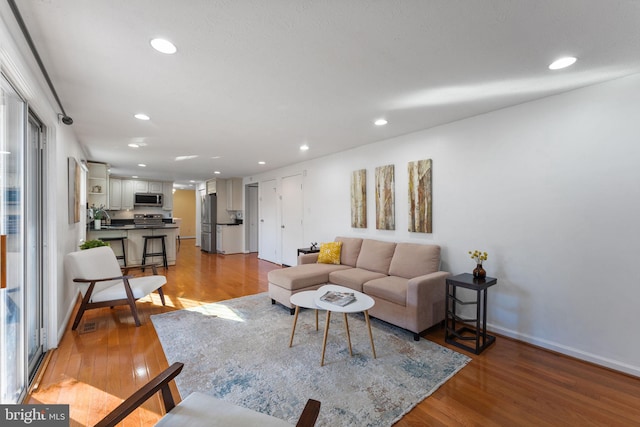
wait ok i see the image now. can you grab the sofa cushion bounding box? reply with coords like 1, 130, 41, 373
267, 263, 350, 291
355, 239, 397, 275
335, 237, 363, 267
328, 268, 386, 293
363, 276, 408, 306
388, 243, 441, 279
317, 241, 342, 264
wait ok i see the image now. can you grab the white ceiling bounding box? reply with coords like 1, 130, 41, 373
14, 0, 640, 188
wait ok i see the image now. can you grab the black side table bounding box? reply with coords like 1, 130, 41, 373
445, 273, 497, 354
297, 247, 320, 256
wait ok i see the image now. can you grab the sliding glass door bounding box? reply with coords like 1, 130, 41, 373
26, 112, 44, 380
0, 74, 27, 403
0, 74, 45, 403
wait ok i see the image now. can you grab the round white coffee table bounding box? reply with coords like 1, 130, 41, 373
315, 284, 377, 366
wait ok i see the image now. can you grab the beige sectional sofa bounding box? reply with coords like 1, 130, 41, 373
267, 236, 450, 340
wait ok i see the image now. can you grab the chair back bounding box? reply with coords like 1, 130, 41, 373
65, 246, 124, 296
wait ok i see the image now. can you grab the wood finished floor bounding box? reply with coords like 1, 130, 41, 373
29, 240, 640, 426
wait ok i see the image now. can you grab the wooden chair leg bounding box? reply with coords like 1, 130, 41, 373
72, 282, 96, 330
157, 286, 166, 306
122, 279, 141, 327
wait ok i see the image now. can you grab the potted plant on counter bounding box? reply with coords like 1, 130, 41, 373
79, 239, 109, 250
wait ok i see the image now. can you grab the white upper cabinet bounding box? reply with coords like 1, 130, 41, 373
227, 178, 243, 210
109, 178, 122, 210
148, 181, 163, 193
121, 180, 135, 210
162, 182, 174, 210
134, 180, 148, 193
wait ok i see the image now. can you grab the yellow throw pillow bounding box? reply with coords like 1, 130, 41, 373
317, 241, 342, 265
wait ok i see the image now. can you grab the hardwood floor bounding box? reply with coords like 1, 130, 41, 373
29, 240, 640, 426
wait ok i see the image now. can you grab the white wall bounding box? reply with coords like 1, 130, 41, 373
247, 73, 640, 377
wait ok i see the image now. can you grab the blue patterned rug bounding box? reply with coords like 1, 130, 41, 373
151, 293, 470, 426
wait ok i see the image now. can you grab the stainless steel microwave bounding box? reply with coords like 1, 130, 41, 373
134, 193, 163, 207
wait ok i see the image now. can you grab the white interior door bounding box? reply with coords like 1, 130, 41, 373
259, 180, 278, 263
281, 174, 303, 267
247, 185, 258, 252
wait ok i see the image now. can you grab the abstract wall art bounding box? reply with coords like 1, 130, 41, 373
408, 158, 432, 233
351, 169, 367, 228
375, 164, 395, 230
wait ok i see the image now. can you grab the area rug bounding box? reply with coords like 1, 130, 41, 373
151, 293, 470, 426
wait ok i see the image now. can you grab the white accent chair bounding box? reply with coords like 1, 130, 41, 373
65, 246, 167, 330
95, 362, 321, 427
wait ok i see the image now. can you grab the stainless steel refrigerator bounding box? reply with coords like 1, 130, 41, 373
201, 193, 217, 252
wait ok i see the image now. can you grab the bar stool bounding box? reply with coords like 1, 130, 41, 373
142, 235, 168, 270
99, 236, 127, 266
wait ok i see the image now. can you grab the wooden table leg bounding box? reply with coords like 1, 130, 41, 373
321, 311, 332, 366
364, 310, 376, 359
289, 305, 300, 347
343, 313, 353, 356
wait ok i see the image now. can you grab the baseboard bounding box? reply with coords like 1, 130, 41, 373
58, 296, 77, 344
488, 323, 640, 378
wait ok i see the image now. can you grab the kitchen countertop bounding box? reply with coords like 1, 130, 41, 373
93, 224, 179, 230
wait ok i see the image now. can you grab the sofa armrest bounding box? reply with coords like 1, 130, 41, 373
298, 253, 319, 265
406, 271, 451, 328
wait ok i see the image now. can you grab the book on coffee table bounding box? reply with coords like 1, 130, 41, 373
319, 290, 356, 307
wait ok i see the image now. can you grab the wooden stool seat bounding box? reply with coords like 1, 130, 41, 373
99, 236, 127, 266
142, 235, 168, 270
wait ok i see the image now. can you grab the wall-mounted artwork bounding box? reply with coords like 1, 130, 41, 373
68, 157, 81, 224
408, 159, 432, 233
351, 169, 367, 228
375, 165, 395, 230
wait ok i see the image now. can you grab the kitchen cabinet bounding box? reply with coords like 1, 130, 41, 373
121, 180, 134, 209
109, 178, 134, 210
134, 180, 148, 193
109, 178, 122, 210
87, 162, 108, 209
162, 182, 173, 210
206, 179, 216, 195
148, 181, 163, 193
215, 179, 229, 221
89, 227, 177, 266
226, 178, 243, 210
217, 224, 243, 254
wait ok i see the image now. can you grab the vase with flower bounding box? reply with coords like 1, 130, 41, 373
469, 250, 488, 279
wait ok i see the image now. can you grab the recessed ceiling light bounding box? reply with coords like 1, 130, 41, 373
138, 163, 146, 167
189, 180, 196, 183
150, 38, 177, 54
214, 171, 221, 175
128, 143, 140, 148
134, 113, 150, 121
175, 155, 198, 161
300, 144, 309, 151
258, 161, 266, 165
132, 175, 138, 179
374, 119, 388, 126
549, 57, 577, 70
211, 156, 222, 159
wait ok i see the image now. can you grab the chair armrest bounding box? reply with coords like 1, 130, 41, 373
298, 253, 319, 265
295, 399, 321, 427
73, 275, 133, 283
94, 362, 184, 427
